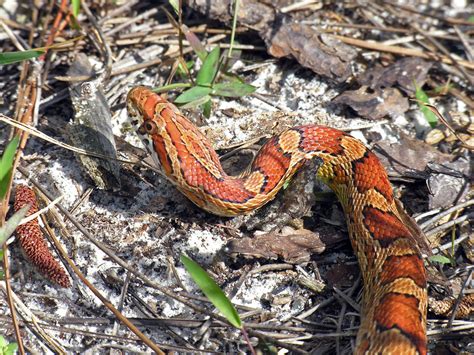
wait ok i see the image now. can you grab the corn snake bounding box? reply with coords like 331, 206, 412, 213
127, 86, 428, 354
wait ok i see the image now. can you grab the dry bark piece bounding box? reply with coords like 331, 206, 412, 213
425, 128, 449, 145
333, 86, 409, 120
186, 0, 356, 82
358, 58, 433, 95
325, 264, 359, 288
67, 53, 121, 190
227, 227, 343, 264
187, 0, 275, 30
461, 225, 473, 262
14, 185, 70, 288
375, 134, 453, 176
266, 24, 357, 82
375, 136, 468, 209
426, 158, 470, 209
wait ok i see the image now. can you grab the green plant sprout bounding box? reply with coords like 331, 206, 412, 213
414, 82, 438, 128
158, 1, 255, 117
181, 254, 257, 353
0, 335, 18, 355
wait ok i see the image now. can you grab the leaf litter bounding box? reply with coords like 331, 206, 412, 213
0, 1, 472, 353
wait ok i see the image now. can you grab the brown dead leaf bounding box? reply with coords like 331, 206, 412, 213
358, 58, 432, 95
227, 227, 343, 264
375, 136, 468, 209
333, 86, 409, 120
325, 264, 359, 289
266, 23, 357, 82
426, 158, 470, 209
187, 1, 356, 82
374, 134, 454, 176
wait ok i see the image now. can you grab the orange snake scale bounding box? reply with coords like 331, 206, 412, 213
127, 86, 428, 354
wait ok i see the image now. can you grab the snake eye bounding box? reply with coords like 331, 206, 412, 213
145, 122, 154, 132
138, 121, 156, 135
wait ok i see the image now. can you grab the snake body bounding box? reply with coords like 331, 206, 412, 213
127, 86, 427, 354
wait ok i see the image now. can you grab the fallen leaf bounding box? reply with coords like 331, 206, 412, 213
358, 58, 432, 95
266, 24, 357, 83
227, 227, 344, 264
333, 86, 409, 120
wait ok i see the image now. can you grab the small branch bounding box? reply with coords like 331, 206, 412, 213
1, 247, 25, 354
333, 35, 474, 70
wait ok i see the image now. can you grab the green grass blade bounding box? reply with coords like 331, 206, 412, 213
5, 342, 19, 355
202, 99, 212, 118
428, 254, 452, 265
0, 136, 19, 181
169, 0, 179, 15
0, 170, 12, 200
182, 25, 208, 61
152, 82, 192, 93
181, 254, 242, 328
415, 84, 438, 128
228, 0, 240, 58
212, 82, 256, 97
0, 136, 19, 199
0, 49, 44, 65
71, 0, 81, 17
175, 86, 212, 104
196, 47, 220, 87
180, 95, 212, 110
0, 205, 30, 245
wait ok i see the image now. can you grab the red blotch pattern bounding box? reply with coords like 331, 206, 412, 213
380, 254, 426, 288
251, 137, 291, 193
165, 117, 254, 203
374, 293, 426, 355
297, 126, 345, 155
152, 134, 173, 176
354, 152, 393, 202
363, 207, 412, 246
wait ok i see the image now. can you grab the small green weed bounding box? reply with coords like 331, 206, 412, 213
414, 83, 438, 128
0, 335, 18, 355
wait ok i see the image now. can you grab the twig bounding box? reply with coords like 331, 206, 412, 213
104, 8, 159, 37
410, 24, 474, 86
453, 26, 474, 62
0, 314, 219, 353
1, 248, 25, 354
39, 208, 165, 354
448, 269, 473, 328
0, 114, 137, 165
382, 0, 474, 26
420, 103, 474, 149
419, 199, 474, 230
427, 78, 474, 110
17, 194, 64, 227
98, 0, 140, 24
247, 330, 309, 354
332, 35, 474, 70
110, 34, 226, 76
426, 214, 470, 238
0, 282, 65, 353
319, 21, 474, 44
82, 1, 113, 80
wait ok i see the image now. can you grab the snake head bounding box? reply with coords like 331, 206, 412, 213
127, 86, 152, 129
127, 86, 165, 136
126, 86, 173, 176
